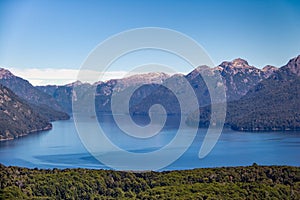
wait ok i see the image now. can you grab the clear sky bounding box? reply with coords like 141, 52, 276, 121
0, 0, 300, 85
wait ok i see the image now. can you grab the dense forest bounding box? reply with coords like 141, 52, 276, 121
0, 164, 299, 199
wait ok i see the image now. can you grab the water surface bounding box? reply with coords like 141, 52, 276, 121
0, 116, 299, 171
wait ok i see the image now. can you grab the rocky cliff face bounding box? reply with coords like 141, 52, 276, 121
0, 85, 52, 141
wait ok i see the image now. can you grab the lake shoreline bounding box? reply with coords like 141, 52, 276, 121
0, 124, 53, 142
2, 162, 300, 172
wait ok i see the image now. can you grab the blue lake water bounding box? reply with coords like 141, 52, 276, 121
0, 115, 299, 171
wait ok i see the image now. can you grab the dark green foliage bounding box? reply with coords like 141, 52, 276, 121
0, 186, 29, 200
0, 164, 299, 199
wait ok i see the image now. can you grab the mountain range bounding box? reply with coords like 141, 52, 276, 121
130, 58, 277, 115
38, 58, 277, 115
37, 72, 170, 114
187, 55, 300, 131
0, 55, 299, 140
36, 56, 300, 132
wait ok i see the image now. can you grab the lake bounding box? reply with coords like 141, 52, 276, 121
0, 115, 299, 171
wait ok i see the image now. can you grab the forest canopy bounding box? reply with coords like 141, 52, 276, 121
0, 164, 299, 199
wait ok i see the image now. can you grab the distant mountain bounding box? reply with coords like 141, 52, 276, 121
186, 58, 277, 102
38, 59, 278, 117
0, 68, 69, 120
3, 55, 298, 140
36, 81, 85, 114
228, 55, 300, 131
131, 58, 276, 115
0, 85, 52, 141
187, 55, 300, 131
130, 74, 185, 115
38, 72, 170, 114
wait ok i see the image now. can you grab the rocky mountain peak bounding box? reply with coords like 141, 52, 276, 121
218, 58, 259, 76
219, 58, 253, 68
0, 68, 14, 79
219, 58, 255, 72
281, 55, 300, 76
232, 58, 249, 67
262, 65, 278, 78
262, 65, 277, 72
65, 80, 84, 87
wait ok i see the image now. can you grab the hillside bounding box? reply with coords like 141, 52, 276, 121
229, 55, 300, 131
0, 68, 69, 120
0, 85, 52, 141
0, 164, 299, 199
187, 55, 300, 131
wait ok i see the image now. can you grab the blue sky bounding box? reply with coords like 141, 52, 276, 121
0, 0, 300, 85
